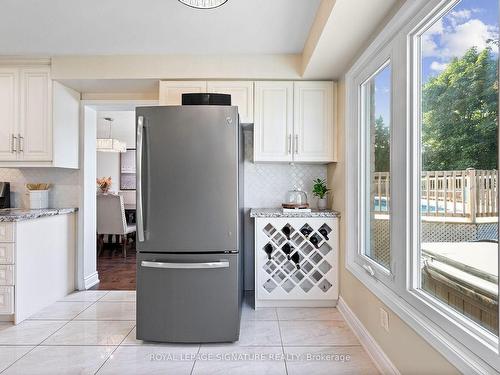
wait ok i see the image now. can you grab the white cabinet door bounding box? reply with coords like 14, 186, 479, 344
207, 81, 254, 123
293, 81, 335, 163
0, 243, 14, 265
159, 81, 207, 105
254, 82, 293, 162
0, 69, 19, 161
0, 286, 14, 314
19, 67, 52, 161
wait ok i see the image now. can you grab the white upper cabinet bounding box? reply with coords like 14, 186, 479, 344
159, 81, 207, 105
207, 81, 254, 124
0, 65, 80, 168
0, 69, 18, 161
254, 81, 294, 163
19, 67, 52, 161
293, 81, 335, 163
254, 81, 336, 163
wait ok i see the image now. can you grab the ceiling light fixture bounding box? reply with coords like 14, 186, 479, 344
96, 117, 126, 153
178, 0, 229, 9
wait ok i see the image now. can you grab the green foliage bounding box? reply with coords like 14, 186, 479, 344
374, 115, 390, 172
422, 47, 498, 171
312, 178, 330, 199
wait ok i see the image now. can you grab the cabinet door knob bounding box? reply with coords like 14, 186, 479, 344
288, 135, 292, 154
294, 135, 299, 154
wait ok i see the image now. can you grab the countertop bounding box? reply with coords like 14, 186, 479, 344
250, 208, 340, 218
0, 208, 78, 222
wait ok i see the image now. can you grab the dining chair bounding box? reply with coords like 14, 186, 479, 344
97, 193, 136, 258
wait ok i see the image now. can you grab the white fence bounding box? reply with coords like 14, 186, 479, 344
373, 169, 498, 221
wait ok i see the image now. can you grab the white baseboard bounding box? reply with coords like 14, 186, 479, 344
83, 272, 99, 290
338, 297, 400, 375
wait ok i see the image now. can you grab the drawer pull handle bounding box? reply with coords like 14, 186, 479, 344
141, 260, 229, 269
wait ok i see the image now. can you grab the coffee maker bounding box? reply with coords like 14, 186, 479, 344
0, 183, 10, 209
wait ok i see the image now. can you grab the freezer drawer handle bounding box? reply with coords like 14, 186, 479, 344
141, 260, 230, 269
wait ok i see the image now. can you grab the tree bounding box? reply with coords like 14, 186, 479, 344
422, 47, 498, 171
374, 115, 390, 172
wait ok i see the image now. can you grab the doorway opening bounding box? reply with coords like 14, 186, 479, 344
79, 100, 157, 291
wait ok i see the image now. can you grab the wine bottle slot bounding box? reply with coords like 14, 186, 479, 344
264, 243, 273, 260
291, 252, 300, 270
319, 228, 329, 240
300, 228, 311, 238
282, 243, 293, 260
310, 236, 319, 248
282, 226, 291, 240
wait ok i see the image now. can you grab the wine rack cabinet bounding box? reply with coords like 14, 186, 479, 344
254, 217, 338, 308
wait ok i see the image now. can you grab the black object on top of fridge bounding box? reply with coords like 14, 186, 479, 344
182, 93, 231, 106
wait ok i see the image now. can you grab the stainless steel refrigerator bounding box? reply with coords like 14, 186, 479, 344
135, 105, 243, 343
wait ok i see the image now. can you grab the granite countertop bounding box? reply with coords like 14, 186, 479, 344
250, 208, 340, 218
0, 208, 78, 222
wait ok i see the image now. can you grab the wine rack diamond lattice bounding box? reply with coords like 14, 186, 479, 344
255, 218, 338, 304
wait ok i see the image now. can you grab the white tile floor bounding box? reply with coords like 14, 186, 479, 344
0, 291, 380, 374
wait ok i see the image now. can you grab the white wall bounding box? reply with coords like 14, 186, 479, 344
96, 110, 135, 193
79, 106, 98, 289
96, 153, 120, 191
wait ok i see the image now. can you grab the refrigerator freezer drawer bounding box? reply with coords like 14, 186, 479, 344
136, 252, 241, 343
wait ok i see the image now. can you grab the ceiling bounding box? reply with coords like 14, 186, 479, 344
0, 0, 321, 55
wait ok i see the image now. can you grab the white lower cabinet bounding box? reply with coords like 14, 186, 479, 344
0, 243, 14, 264
0, 286, 14, 314
0, 223, 14, 242
0, 213, 77, 323
0, 265, 14, 285
254, 217, 339, 308
0, 222, 14, 316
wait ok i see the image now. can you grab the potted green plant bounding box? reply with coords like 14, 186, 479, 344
312, 178, 331, 210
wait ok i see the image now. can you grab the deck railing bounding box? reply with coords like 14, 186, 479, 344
373, 169, 498, 221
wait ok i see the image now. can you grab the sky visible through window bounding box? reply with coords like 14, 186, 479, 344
422, 0, 499, 83
373, 0, 499, 131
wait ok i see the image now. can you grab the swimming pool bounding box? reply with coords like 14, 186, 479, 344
373, 197, 458, 213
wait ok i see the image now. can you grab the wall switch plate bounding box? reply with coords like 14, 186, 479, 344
380, 307, 389, 332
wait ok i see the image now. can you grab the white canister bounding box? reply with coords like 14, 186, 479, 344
28, 190, 49, 209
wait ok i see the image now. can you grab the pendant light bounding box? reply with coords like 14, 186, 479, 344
178, 0, 229, 9
96, 117, 126, 153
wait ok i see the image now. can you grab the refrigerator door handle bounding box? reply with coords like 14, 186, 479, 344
141, 260, 230, 269
137, 116, 145, 242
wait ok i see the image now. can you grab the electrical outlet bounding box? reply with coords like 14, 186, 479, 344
380, 308, 389, 332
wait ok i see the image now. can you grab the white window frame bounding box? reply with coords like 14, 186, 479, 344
346, 0, 500, 373
356, 54, 395, 286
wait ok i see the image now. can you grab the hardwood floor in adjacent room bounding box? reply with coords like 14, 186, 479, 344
96, 246, 136, 290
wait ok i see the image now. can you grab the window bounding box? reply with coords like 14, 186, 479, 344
416, 0, 499, 336
346, 0, 500, 372
361, 63, 392, 271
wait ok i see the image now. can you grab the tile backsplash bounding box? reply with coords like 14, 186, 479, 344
0, 168, 80, 208
243, 129, 327, 290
